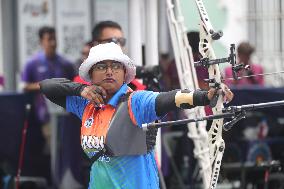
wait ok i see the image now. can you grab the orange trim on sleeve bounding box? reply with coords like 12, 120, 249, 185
127, 87, 133, 93
128, 92, 137, 126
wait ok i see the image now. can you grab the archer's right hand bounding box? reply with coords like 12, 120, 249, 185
80, 85, 107, 106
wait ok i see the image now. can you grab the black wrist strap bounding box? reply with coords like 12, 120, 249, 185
193, 89, 210, 106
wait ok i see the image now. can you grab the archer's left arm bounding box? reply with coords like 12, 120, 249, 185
129, 87, 233, 126
155, 86, 234, 117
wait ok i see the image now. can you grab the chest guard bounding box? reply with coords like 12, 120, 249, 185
91, 97, 157, 162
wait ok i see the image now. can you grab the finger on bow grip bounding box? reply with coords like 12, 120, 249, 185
209, 94, 219, 107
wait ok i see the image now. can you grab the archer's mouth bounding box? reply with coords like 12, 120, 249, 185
103, 78, 116, 83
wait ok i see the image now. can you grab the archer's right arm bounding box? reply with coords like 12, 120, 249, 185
39, 78, 87, 109
40, 78, 107, 109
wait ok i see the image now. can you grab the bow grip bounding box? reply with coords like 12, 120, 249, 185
209, 94, 218, 107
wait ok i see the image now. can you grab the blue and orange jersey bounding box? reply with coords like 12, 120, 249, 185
66, 84, 160, 189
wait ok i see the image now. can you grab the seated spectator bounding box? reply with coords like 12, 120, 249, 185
224, 42, 264, 87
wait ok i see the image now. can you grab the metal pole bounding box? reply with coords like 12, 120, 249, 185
145, 2, 164, 186
2, 0, 17, 91
158, 0, 170, 54
128, 0, 143, 66
0, 0, 3, 91
145, 0, 159, 66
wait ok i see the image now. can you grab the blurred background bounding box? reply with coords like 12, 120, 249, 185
0, 0, 284, 189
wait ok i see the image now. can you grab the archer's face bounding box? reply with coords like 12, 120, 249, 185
90, 60, 126, 95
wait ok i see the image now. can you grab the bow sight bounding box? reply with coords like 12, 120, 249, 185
194, 44, 249, 81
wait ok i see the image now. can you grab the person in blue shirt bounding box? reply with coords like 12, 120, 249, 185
39, 42, 233, 189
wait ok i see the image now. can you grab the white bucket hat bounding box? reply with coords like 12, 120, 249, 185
79, 42, 136, 84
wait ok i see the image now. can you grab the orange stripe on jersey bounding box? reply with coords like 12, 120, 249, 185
81, 87, 134, 152
128, 93, 137, 126
81, 103, 116, 151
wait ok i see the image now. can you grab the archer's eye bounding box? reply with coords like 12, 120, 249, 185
94, 64, 107, 71
111, 62, 124, 70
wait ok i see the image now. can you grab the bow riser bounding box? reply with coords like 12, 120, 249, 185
195, 0, 226, 188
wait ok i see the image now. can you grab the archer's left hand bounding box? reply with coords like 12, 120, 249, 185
207, 84, 234, 104
222, 85, 234, 103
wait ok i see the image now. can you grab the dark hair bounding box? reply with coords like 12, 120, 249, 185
237, 42, 255, 56
38, 26, 55, 40
85, 40, 94, 47
92, 21, 122, 41
187, 31, 200, 53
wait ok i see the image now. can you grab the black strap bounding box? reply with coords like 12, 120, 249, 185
105, 99, 147, 156
90, 91, 157, 163
90, 148, 107, 162
89, 93, 131, 163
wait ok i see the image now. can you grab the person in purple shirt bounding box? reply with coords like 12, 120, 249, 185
22, 26, 75, 151
21, 26, 76, 185
224, 42, 264, 87
22, 26, 75, 121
